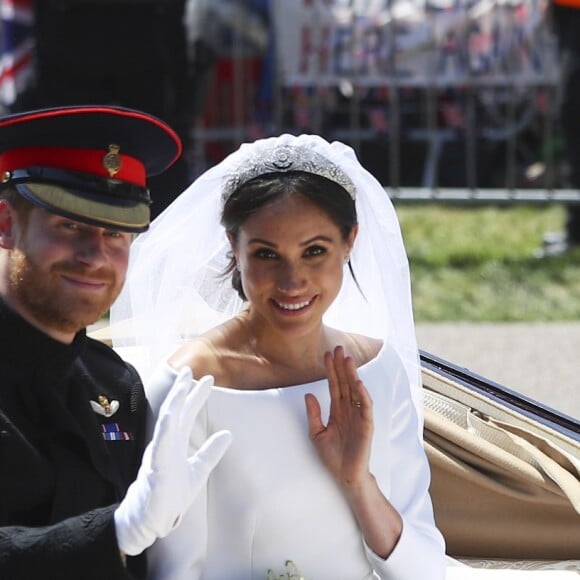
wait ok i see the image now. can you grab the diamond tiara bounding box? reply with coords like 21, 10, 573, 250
222, 144, 357, 205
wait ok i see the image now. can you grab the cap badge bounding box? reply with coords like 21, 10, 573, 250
103, 144, 122, 177
90, 394, 120, 418
1, 171, 11, 183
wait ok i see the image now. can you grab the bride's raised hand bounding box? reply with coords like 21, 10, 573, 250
305, 346, 374, 488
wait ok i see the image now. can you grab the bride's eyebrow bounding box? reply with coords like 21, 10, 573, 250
248, 235, 334, 248
248, 238, 276, 247
299, 235, 333, 247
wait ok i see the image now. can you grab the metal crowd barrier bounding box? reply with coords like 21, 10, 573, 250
387, 187, 580, 205
189, 0, 577, 205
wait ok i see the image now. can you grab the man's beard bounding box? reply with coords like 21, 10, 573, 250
9, 248, 122, 335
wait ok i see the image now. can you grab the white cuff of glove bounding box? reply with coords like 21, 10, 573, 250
114, 366, 232, 555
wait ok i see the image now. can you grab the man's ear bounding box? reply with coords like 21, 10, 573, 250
0, 199, 17, 249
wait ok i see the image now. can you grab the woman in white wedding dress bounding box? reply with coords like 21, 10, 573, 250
111, 134, 446, 580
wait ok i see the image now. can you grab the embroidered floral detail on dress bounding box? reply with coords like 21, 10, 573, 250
267, 560, 305, 579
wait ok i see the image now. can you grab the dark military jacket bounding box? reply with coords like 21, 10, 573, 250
0, 298, 147, 579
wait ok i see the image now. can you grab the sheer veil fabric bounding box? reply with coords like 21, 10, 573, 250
111, 134, 424, 429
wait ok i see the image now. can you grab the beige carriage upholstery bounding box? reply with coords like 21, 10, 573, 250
446, 562, 580, 578
457, 559, 580, 572
422, 365, 580, 574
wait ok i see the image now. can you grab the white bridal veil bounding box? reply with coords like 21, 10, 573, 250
111, 133, 424, 425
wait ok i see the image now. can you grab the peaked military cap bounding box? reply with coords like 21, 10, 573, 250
0, 105, 182, 232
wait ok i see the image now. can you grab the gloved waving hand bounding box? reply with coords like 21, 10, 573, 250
114, 367, 232, 555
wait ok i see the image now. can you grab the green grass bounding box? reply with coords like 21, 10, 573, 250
396, 204, 580, 322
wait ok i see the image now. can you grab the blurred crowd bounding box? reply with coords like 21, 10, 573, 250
1, 0, 576, 242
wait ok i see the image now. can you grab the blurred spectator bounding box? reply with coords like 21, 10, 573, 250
3, 0, 214, 218
544, 0, 580, 254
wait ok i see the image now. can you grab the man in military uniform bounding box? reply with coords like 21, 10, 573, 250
0, 105, 231, 578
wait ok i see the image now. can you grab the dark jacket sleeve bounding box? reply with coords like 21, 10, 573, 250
0, 505, 138, 580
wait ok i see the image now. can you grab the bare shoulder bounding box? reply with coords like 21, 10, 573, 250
333, 330, 383, 367
167, 323, 234, 382
168, 337, 213, 377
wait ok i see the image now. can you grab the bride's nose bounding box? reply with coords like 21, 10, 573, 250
276, 261, 306, 292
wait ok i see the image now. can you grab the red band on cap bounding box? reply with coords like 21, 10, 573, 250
0, 146, 146, 186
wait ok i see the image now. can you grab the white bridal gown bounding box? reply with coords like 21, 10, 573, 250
145, 342, 446, 580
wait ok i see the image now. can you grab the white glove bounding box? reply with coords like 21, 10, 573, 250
114, 367, 232, 556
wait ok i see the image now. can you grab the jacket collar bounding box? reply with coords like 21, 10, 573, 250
0, 295, 87, 385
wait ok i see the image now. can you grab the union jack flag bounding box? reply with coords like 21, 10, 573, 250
0, 0, 34, 108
